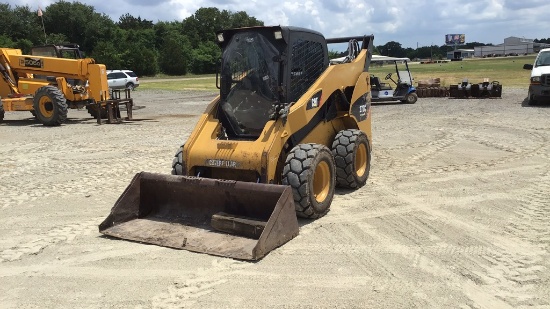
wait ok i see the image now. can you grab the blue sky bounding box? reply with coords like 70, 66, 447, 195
7, 0, 550, 48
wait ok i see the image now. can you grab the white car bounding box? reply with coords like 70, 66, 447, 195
106, 70, 139, 90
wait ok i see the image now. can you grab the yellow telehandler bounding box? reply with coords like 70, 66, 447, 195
0, 47, 132, 125
100, 26, 374, 260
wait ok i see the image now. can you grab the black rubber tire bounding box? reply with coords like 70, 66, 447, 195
282, 143, 336, 219
171, 145, 185, 175
86, 105, 108, 119
403, 92, 418, 104
527, 91, 537, 106
126, 83, 135, 91
33, 86, 68, 126
0, 100, 4, 122
331, 129, 371, 189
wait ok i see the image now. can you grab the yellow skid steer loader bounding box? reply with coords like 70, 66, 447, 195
100, 26, 374, 260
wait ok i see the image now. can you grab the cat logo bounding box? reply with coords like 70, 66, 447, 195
306, 90, 323, 110
310, 96, 319, 108
359, 104, 367, 118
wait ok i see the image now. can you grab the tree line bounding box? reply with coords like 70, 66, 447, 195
1, 2, 548, 76
0, 2, 262, 76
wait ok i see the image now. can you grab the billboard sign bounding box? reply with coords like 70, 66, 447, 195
445, 34, 465, 45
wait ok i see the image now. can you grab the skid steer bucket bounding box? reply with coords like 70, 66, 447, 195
99, 172, 299, 260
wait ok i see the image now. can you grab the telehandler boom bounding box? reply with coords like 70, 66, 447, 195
100, 26, 374, 260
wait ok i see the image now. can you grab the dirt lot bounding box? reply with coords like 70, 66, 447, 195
1, 88, 549, 308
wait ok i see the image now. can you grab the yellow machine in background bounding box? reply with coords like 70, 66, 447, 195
100, 26, 374, 260
0, 47, 132, 125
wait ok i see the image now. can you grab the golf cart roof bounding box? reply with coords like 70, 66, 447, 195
371, 55, 411, 62
330, 54, 411, 65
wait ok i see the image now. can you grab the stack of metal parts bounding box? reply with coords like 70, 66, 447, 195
416, 78, 448, 97
449, 79, 502, 98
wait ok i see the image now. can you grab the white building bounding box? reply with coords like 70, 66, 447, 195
473, 37, 549, 57
446, 49, 475, 60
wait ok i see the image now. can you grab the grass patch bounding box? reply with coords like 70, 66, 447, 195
370, 55, 535, 88
139, 76, 217, 91
139, 55, 536, 91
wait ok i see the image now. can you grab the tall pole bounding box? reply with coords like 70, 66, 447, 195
38, 7, 47, 43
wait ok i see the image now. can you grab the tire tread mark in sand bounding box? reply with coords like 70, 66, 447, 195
370, 185, 549, 308
151, 259, 249, 308
320, 223, 399, 278
0, 149, 169, 209
373, 131, 457, 182
358, 212, 520, 308
508, 168, 550, 251
498, 168, 550, 306
0, 217, 101, 262
376, 213, 547, 307
401, 127, 548, 178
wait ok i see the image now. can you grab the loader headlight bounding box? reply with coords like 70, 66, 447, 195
217, 33, 225, 43
274, 31, 283, 40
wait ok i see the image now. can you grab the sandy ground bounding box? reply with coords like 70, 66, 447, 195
0, 88, 549, 309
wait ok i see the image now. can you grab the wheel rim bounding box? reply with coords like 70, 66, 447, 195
355, 143, 368, 177
313, 160, 330, 203
38, 97, 54, 118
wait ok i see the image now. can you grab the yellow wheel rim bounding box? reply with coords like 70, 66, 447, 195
38, 96, 54, 118
355, 143, 367, 177
313, 160, 330, 203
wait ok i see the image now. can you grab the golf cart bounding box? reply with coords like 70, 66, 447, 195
370, 55, 417, 104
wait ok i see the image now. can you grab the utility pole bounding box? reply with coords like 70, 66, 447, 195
38, 7, 47, 43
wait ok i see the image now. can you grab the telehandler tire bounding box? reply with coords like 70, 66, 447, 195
0, 100, 4, 122
33, 86, 68, 126
331, 129, 370, 189
86, 105, 108, 119
282, 143, 335, 219
171, 145, 185, 175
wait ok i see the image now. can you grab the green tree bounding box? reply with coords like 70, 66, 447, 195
153, 21, 182, 50
182, 7, 224, 48
0, 4, 44, 45
229, 11, 263, 28
159, 32, 192, 75
44, 33, 70, 45
91, 40, 126, 69
0, 4, 271, 76
117, 13, 154, 30
377, 41, 405, 57
0, 35, 15, 48
189, 41, 220, 74
42, 1, 116, 53
182, 7, 263, 48
129, 45, 158, 76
